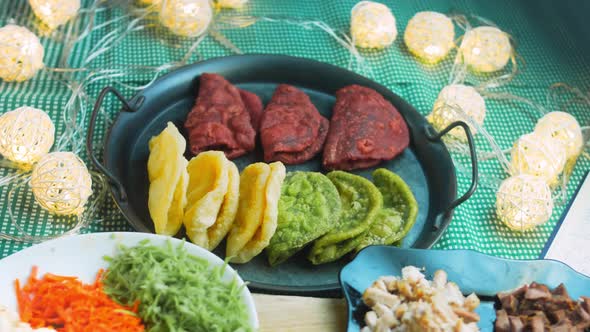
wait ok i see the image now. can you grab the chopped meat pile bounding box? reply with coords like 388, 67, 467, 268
323, 85, 410, 171
259, 84, 329, 164
495, 282, 590, 332
185, 73, 261, 159
361, 266, 480, 332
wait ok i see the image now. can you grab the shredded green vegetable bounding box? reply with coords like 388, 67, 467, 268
102, 240, 254, 332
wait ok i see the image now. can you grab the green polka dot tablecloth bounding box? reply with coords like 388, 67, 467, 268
0, 0, 589, 260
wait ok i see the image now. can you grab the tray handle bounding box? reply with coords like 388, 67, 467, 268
425, 121, 478, 230
86, 87, 136, 203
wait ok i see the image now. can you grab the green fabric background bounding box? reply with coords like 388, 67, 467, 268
0, 0, 588, 260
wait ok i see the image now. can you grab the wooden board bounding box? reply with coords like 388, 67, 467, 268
253, 294, 347, 331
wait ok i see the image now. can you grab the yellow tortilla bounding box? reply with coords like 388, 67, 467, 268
226, 163, 271, 258
231, 161, 286, 263
184, 151, 229, 247
147, 122, 188, 236
206, 160, 240, 251
168, 169, 189, 234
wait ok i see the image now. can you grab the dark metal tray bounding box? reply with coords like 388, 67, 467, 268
87, 55, 477, 296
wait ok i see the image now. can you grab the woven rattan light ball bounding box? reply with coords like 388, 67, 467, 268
0, 25, 44, 82
159, 0, 213, 37
0, 106, 55, 167
459, 26, 511, 73
510, 132, 566, 187
31, 152, 93, 216
350, 1, 397, 49
404, 11, 455, 63
428, 84, 486, 142
534, 111, 583, 161
496, 174, 553, 231
29, 0, 80, 29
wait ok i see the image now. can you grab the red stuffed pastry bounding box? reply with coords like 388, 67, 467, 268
323, 85, 409, 170
260, 84, 329, 164
184, 73, 262, 159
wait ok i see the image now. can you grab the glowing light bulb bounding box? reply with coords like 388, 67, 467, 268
137, 0, 161, 5
459, 26, 511, 72
159, 0, 213, 37
31, 152, 93, 216
217, 0, 248, 9
0, 24, 44, 82
0, 106, 54, 167
510, 132, 566, 187
428, 84, 486, 142
350, 1, 397, 49
534, 111, 583, 161
496, 174, 553, 231
403, 11, 454, 63
29, 0, 80, 29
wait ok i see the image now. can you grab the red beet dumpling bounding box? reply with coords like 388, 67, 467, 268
322, 85, 409, 171
184, 73, 262, 159
260, 84, 329, 164
239, 89, 264, 131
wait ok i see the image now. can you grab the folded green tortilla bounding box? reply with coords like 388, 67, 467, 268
266, 172, 341, 266
354, 168, 419, 252
308, 171, 383, 265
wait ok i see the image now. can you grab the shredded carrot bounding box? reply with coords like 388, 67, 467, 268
14, 266, 145, 332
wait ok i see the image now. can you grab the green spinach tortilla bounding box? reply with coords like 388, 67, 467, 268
266, 172, 341, 266
353, 168, 418, 251
308, 171, 383, 265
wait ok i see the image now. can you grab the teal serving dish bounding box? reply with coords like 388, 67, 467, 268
340, 246, 590, 331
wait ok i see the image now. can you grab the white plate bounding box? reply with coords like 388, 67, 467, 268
0, 232, 259, 329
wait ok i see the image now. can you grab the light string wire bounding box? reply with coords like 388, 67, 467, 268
440, 13, 588, 202
1, 4, 586, 241
440, 14, 524, 172
46, 0, 213, 156
444, 82, 590, 201
0, 0, 170, 242
544, 83, 590, 204
2, 1, 362, 242
0, 160, 27, 187
214, 14, 372, 77
432, 101, 509, 190
448, 14, 520, 89
0, 171, 108, 243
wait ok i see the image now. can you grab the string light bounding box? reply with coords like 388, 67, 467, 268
428, 84, 486, 142
510, 132, 566, 187
159, 0, 213, 37
29, 0, 81, 29
350, 1, 397, 49
404, 11, 454, 63
0, 107, 55, 168
534, 111, 583, 161
30, 152, 93, 216
0, 24, 44, 82
496, 174, 553, 231
459, 26, 512, 72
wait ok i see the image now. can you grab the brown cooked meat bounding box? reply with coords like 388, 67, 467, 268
259, 84, 329, 164
322, 85, 410, 171
184, 73, 257, 159
495, 282, 590, 332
